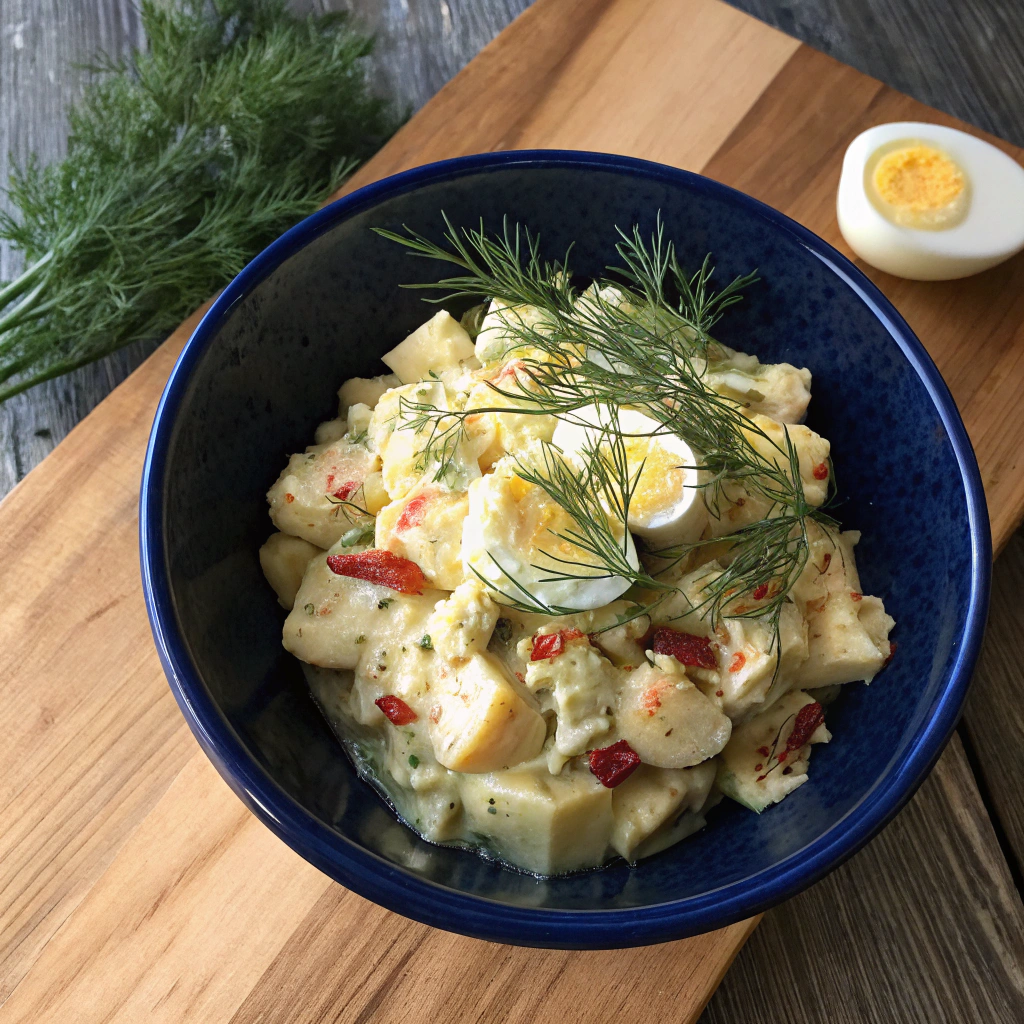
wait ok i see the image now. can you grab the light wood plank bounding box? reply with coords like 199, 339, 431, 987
0, 310, 202, 1003
700, 44, 1024, 552
0, 755, 329, 1024
339, 0, 799, 193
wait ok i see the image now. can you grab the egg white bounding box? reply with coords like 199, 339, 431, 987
837, 121, 1024, 280
461, 456, 638, 611
551, 405, 708, 547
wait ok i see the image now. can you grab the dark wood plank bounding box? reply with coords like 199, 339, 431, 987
963, 532, 1024, 874
0, 0, 533, 499
729, 0, 1024, 146
701, 735, 1024, 1024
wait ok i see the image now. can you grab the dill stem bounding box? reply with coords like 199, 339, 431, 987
0, 251, 53, 311
0, 281, 50, 339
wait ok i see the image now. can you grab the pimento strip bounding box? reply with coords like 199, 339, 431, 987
375, 695, 418, 726
327, 549, 427, 595
530, 627, 585, 661
647, 626, 717, 669
588, 740, 641, 788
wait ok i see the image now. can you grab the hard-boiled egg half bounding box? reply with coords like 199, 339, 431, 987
461, 452, 639, 611
551, 405, 708, 547
837, 121, 1024, 280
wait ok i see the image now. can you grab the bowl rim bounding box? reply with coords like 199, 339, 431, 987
140, 149, 991, 948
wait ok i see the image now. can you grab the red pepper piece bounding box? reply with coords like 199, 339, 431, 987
326, 549, 427, 594
648, 627, 717, 669
332, 480, 360, 500
752, 583, 769, 601
375, 695, 418, 726
786, 701, 825, 752
530, 627, 585, 661
396, 493, 430, 532
812, 462, 829, 481
588, 740, 641, 788
729, 651, 746, 673
883, 641, 898, 667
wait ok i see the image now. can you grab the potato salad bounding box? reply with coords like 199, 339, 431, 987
260, 221, 896, 876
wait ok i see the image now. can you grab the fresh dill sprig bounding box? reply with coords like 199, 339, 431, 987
377, 216, 834, 636
0, 0, 399, 403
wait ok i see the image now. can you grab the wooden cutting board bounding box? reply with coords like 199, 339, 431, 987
2, 0, 1023, 1020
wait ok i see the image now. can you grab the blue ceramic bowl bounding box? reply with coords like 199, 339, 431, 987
140, 151, 990, 948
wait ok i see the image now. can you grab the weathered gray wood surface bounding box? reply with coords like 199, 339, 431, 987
2, 2, 1024, 1021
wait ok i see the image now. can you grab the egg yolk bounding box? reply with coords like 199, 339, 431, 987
622, 436, 686, 522
867, 141, 969, 230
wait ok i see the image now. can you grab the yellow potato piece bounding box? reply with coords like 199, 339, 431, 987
428, 653, 546, 773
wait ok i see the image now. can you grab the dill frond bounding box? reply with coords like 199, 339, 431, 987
377, 216, 835, 638
0, 0, 399, 402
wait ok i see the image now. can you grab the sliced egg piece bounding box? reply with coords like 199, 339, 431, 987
837, 121, 1024, 280
551, 405, 707, 547
461, 455, 638, 611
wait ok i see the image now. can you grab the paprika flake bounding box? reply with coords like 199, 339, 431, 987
396, 493, 430, 532
332, 480, 360, 500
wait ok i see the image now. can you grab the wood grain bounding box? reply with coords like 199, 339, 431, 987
701, 44, 1024, 553
702, 735, 1024, 1024
2, 1, 1024, 1022
964, 531, 1024, 873
728, 0, 1024, 147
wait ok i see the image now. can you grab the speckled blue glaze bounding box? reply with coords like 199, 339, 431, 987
140, 151, 990, 949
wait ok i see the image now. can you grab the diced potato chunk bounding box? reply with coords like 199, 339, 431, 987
792, 525, 894, 687
475, 299, 555, 365
524, 641, 617, 761
372, 381, 481, 499
283, 547, 438, 669
458, 764, 613, 875
427, 581, 500, 663
707, 414, 830, 537
717, 689, 830, 812
338, 373, 400, 414
428, 653, 546, 773
610, 761, 716, 862
267, 435, 380, 548
704, 359, 813, 424
616, 661, 732, 769
382, 311, 479, 383
651, 562, 809, 720
375, 485, 469, 591
259, 532, 323, 609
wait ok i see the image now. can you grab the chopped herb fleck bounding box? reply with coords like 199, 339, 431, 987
377, 598, 393, 609
355, 634, 366, 644
408, 754, 420, 768
303, 603, 315, 615
418, 634, 433, 650
487, 806, 497, 815
341, 523, 375, 547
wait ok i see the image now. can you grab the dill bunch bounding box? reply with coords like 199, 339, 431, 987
378, 216, 837, 641
0, 0, 398, 403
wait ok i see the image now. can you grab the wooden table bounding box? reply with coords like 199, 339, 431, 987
1, 2, 1023, 1021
